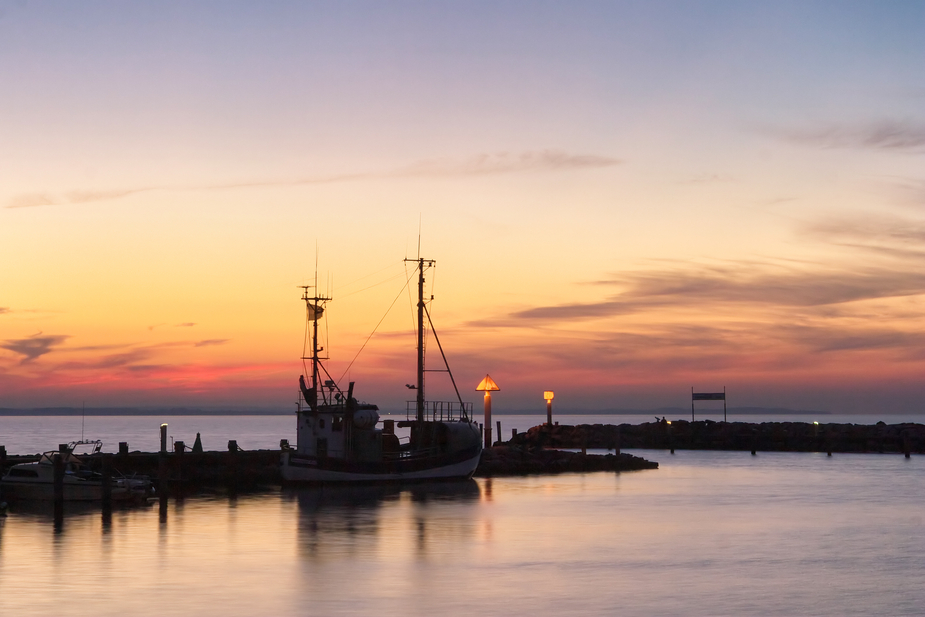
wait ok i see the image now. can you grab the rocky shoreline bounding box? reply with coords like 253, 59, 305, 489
509, 420, 925, 454
474, 446, 657, 477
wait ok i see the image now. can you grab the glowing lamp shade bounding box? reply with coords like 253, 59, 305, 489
476, 374, 500, 391
543, 391, 554, 401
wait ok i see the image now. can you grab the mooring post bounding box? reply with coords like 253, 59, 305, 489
54, 443, 67, 524
496, 421, 502, 444
174, 441, 185, 496
101, 453, 112, 518
228, 440, 239, 493
118, 441, 129, 457
158, 452, 168, 500
160, 423, 168, 454
0, 445, 6, 470
903, 435, 911, 458
511, 428, 516, 440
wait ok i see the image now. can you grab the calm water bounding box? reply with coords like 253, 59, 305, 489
1, 445, 923, 616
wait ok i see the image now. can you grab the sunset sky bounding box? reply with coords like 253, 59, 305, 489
2, 1, 924, 414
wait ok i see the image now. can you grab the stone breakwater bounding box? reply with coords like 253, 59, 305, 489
509, 420, 925, 454
474, 446, 658, 477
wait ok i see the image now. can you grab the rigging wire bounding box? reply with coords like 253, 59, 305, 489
337, 261, 405, 293
337, 268, 417, 383
301, 299, 310, 378
338, 268, 410, 300
423, 303, 466, 412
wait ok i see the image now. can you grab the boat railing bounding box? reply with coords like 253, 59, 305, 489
404, 400, 473, 422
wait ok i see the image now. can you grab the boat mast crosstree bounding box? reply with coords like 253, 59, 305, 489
281, 257, 482, 483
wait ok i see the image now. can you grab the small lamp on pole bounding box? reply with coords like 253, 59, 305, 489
544, 391, 554, 426
476, 374, 500, 449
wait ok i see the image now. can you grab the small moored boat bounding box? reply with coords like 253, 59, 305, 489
0, 441, 153, 502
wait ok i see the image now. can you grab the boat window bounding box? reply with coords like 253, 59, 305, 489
8, 468, 40, 478
332, 416, 343, 431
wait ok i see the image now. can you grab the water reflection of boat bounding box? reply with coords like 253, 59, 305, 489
0, 441, 152, 502
291, 480, 482, 558
281, 258, 483, 483
285, 479, 481, 512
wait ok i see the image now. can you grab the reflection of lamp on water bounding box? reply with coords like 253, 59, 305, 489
544, 391, 554, 426
476, 375, 500, 449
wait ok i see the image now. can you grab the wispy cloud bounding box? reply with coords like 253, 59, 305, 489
5, 149, 621, 209
7, 189, 153, 209
500, 264, 925, 324
395, 150, 621, 177
194, 339, 229, 347
677, 173, 734, 185
0, 307, 9, 315
767, 119, 925, 152
1, 333, 70, 363
176, 322, 196, 327
802, 214, 925, 258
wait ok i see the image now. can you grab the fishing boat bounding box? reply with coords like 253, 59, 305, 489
281, 257, 483, 482
0, 441, 153, 501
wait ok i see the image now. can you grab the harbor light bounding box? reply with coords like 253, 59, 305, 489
544, 391, 554, 426
476, 375, 500, 449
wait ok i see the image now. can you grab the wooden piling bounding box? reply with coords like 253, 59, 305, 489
101, 453, 112, 520
228, 440, 238, 493
496, 421, 502, 444
54, 443, 66, 524
174, 441, 185, 494
158, 453, 168, 498
0, 445, 6, 470
903, 436, 911, 458
511, 428, 517, 440
118, 441, 129, 457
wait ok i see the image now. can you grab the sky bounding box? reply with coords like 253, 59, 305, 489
1, 1, 924, 414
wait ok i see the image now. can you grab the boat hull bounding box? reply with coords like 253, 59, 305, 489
0, 479, 144, 502
281, 446, 481, 483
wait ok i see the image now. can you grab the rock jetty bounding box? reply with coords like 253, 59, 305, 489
475, 445, 658, 477
510, 420, 925, 454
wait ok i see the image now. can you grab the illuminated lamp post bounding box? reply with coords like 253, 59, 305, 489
544, 391, 554, 426
476, 374, 500, 449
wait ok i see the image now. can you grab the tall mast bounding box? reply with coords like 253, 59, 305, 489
300, 284, 328, 410
312, 295, 320, 406
416, 258, 425, 423
405, 257, 435, 423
